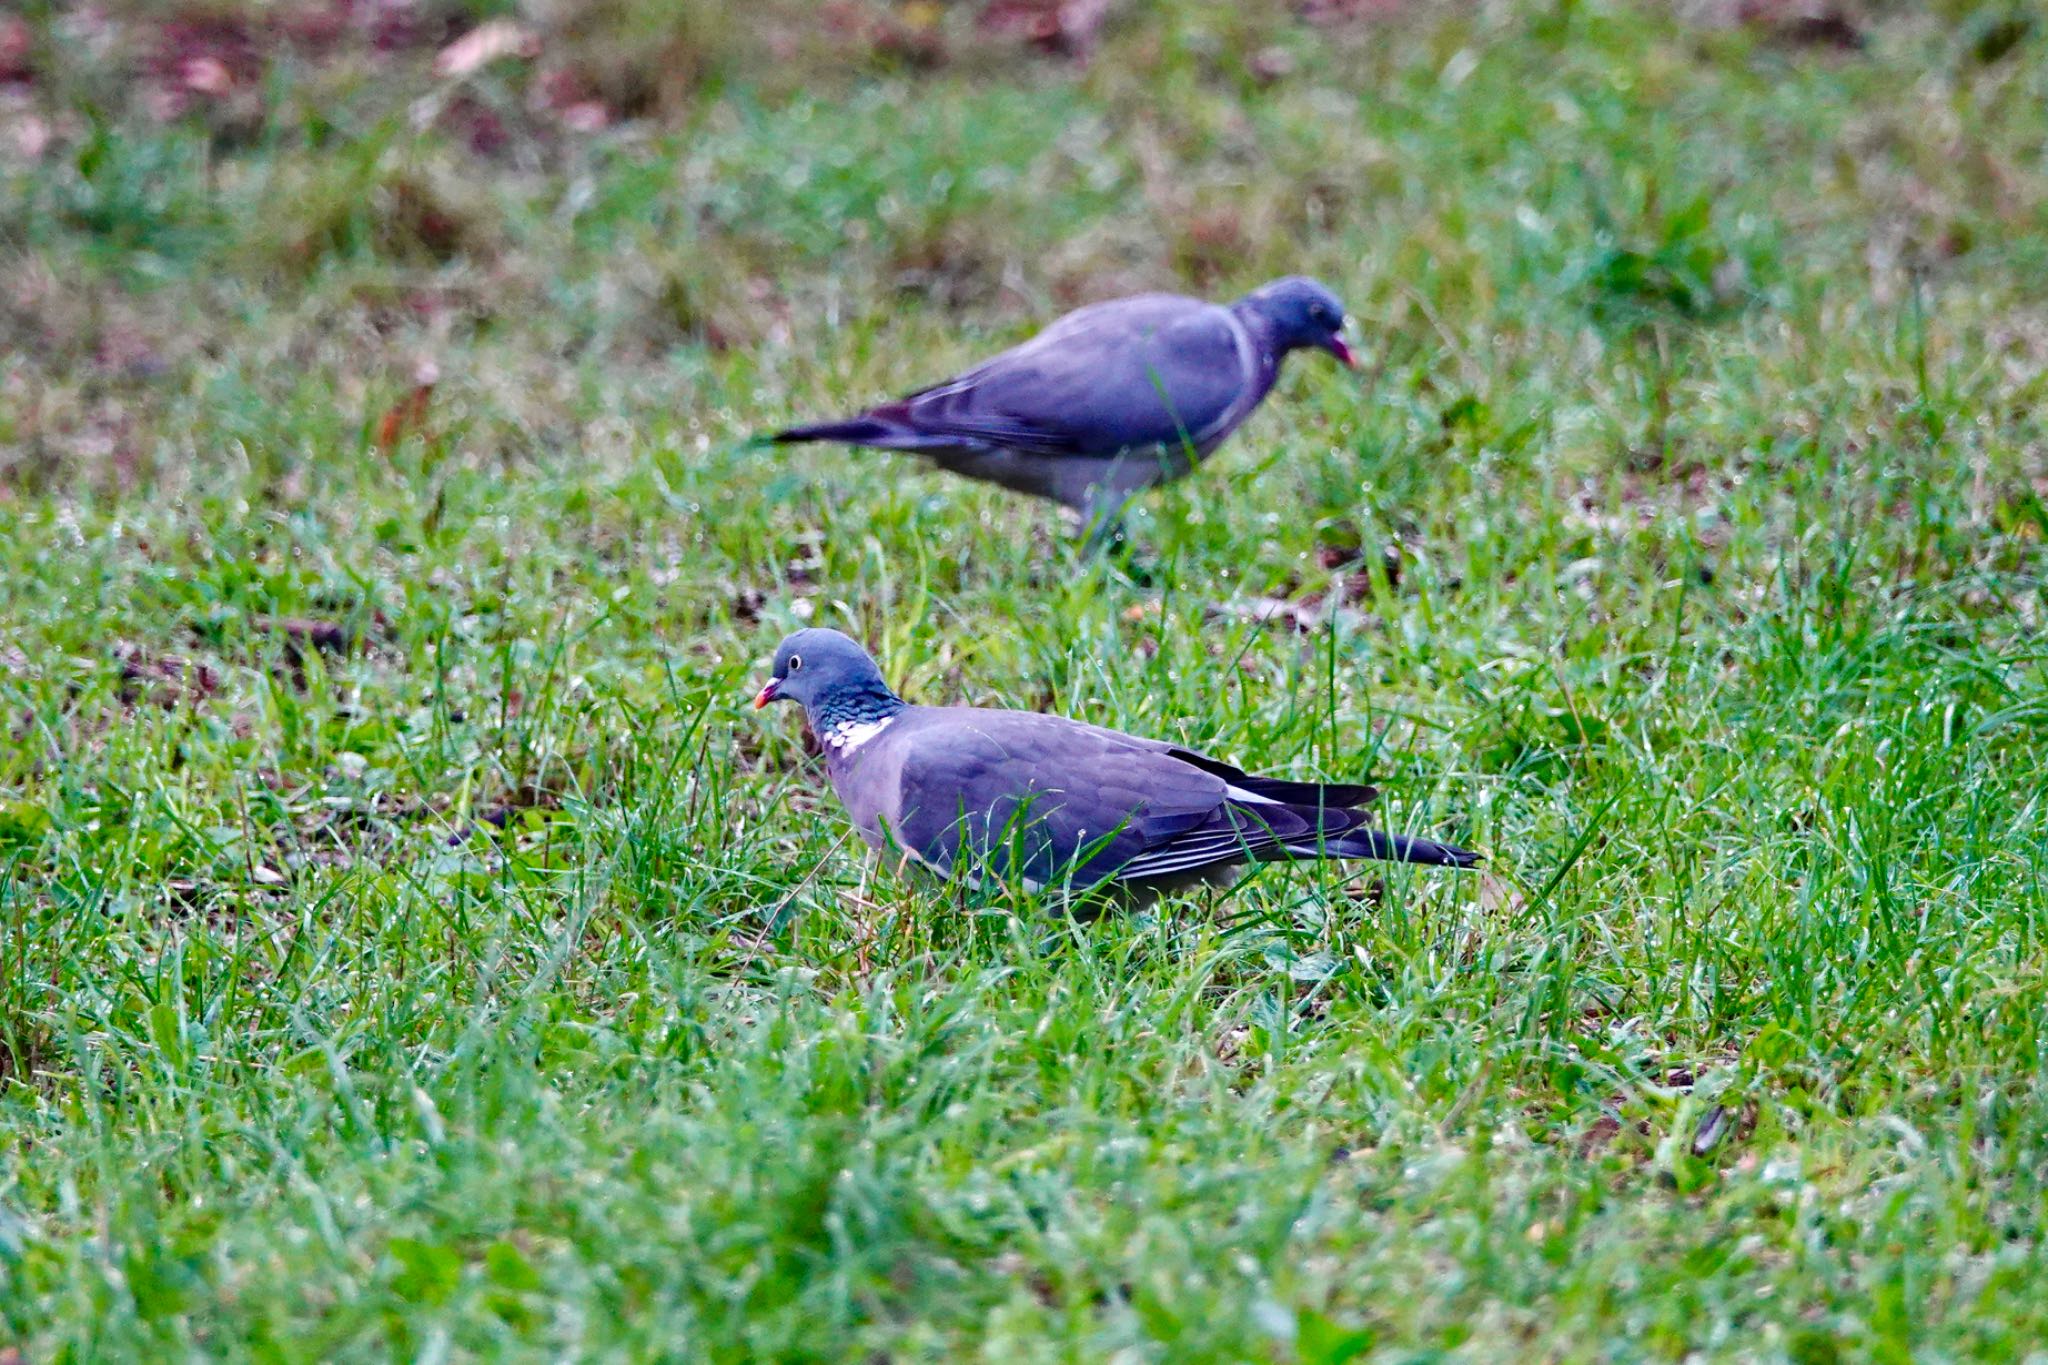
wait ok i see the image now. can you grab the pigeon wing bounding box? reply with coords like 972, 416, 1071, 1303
884, 709, 1232, 888
886, 296, 1253, 458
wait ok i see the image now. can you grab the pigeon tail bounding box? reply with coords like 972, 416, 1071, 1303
1299, 828, 1480, 869
771, 416, 902, 446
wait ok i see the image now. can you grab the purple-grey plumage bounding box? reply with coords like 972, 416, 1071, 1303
753, 628, 1478, 902
771, 277, 1356, 537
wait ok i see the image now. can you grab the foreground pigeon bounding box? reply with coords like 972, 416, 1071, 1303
752, 628, 1478, 901
770, 277, 1356, 541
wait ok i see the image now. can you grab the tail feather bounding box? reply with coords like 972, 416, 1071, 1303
771, 416, 900, 446
1235, 797, 1480, 870
1304, 827, 1481, 868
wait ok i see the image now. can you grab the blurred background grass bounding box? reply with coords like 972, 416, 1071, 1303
3, 0, 2048, 1359
8, 0, 2043, 498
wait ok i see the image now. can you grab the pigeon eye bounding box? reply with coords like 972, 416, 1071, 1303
788, 654, 803, 672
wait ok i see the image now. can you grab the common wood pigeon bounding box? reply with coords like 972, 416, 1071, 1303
753, 628, 1479, 902
770, 277, 1356, 542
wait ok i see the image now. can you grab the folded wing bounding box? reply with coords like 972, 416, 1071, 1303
883, 711, 1428, 890
785, 297, 1251, 460
886, 711, 1223, 886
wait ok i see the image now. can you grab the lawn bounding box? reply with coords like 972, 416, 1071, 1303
3, 0, 2047, 1359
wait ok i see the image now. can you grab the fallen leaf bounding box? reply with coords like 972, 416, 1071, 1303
374, 362, 439, 452
0, 19, 34, 84
181, 55, 232, 96
558, 100, 609, 133
1576, 1113, 1622, 1158
434, 20, 540, 79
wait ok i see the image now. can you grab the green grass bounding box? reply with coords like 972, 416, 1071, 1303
3, 0, 2048, 1358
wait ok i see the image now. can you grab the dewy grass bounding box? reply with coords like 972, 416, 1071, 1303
2, 0, 2047, 1358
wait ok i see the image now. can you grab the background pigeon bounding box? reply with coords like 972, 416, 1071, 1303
771, 277, 1356, 542
753, 628, 1478, 901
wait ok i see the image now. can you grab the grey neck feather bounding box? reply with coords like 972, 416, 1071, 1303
812, 683, 906, 735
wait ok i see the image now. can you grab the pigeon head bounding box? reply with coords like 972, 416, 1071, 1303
1240, 276, 1355, 367
753, 628, 897, 716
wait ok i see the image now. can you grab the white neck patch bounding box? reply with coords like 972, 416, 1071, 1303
824, 715, 895, 754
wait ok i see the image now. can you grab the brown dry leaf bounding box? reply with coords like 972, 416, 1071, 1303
375, 386, 432, 450
435, 21, 541, 79
0, 18, 31, 85
1576, 1113, 1622, 1158
374, 361, 439, 452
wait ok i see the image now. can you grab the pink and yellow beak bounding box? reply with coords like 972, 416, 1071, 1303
752, 677, 781, 709
1322, 334, 1358, 368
